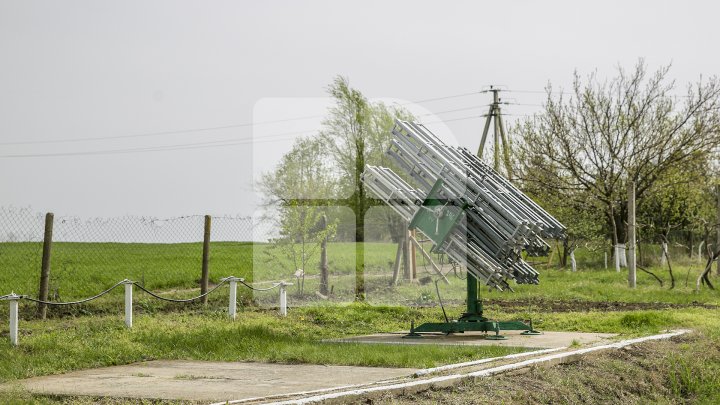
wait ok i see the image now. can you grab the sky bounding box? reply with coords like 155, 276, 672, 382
1, 0, 718, 221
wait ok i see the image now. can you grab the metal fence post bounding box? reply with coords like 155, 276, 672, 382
224, 276, 243, 320
2, 293, 21, 346
123, 280, 133, 328
277, 282, 293, 317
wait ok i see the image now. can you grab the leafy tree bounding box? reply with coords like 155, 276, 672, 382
259, 137, 336, 295
261, 76, 414, 300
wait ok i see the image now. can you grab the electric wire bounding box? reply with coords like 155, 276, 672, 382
0, 91, 540, 158
0, 91, 483, 146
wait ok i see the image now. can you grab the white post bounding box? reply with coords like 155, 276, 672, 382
570, 250, 577, 272
220, 276, 245, 320
2, 293, 21, 346
229, 278, 237, 320
604, 251, 608, 269
279, 284, 287, 316
277, 281, 293, 317
628, 181, 637, 288
9, 295, 19, 346
660, 242, 668, 266
123, 281, 133, 328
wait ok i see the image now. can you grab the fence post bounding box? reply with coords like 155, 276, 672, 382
2, 294, 20, 346
224, 276, 243, 320
201, 215, 212, 304
123, 280, 133, 328
277, 281, 293, 317
38, 212, 54, 319
628, 181, 637, 288
604, 251, 608, 269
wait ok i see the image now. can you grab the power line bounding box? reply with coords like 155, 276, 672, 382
0, 91, 484, 146
0, 131, 311, 158
2, 111, 525, 158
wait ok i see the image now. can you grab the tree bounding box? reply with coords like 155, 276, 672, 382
515, 61, 720, 248
260, 76, 414, 300
259, 137, 336, 295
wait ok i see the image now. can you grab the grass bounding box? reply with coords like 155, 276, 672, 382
0, 304, 528, 383
1, 241, 719, 403
381, 333, 720, 404
0, 242, 401, 300
2, 241, 717, 306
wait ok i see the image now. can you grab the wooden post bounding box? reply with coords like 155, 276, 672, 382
402, 228, 412, 281
200, 215, 211, 304
38, 212, 54, 319
390, 239, 403, 286
409, 236, 450, 284
628, 181, 637, 288
319, 214, 329, 296
410, 229, 417, 280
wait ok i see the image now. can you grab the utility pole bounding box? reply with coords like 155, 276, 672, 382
477, 86, 513, 178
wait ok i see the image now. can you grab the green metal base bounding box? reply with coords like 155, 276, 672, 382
484, 334, 508, 340
403, 318, 537, 339
407, 320, 534, 334
401, 266, 542, 339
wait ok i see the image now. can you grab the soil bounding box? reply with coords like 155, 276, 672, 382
411, 297, 718, 313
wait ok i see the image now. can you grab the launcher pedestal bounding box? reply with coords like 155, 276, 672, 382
361, 120, 565, 341
404, 273, 540, 339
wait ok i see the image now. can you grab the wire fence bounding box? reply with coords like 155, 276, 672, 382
0, 207, 255, 304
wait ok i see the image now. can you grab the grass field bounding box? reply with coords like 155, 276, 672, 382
2, 241, 717, 305
1, 241, 719, 403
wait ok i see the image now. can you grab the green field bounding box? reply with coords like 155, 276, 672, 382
2, 241, 717, 306
1, 241, 719, 403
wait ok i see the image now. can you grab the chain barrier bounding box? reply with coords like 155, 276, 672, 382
2, 276, 293, 346
20, 280, 128, 306
132, 279, 229, 303
239, 279, 282, 292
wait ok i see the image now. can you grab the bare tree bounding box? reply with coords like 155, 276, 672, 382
515, 60, 720, 247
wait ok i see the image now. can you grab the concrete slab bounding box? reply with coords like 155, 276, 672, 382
11, 360, 417, 402
327, 330, 617, 349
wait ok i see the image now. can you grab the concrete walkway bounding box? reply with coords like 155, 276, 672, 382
11, 361, 417, 403
7, 330, 616, 402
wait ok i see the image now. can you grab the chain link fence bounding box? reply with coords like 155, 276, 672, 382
0, 207, 254, 302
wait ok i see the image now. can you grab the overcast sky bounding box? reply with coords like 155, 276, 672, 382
1, 0, 718, 220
